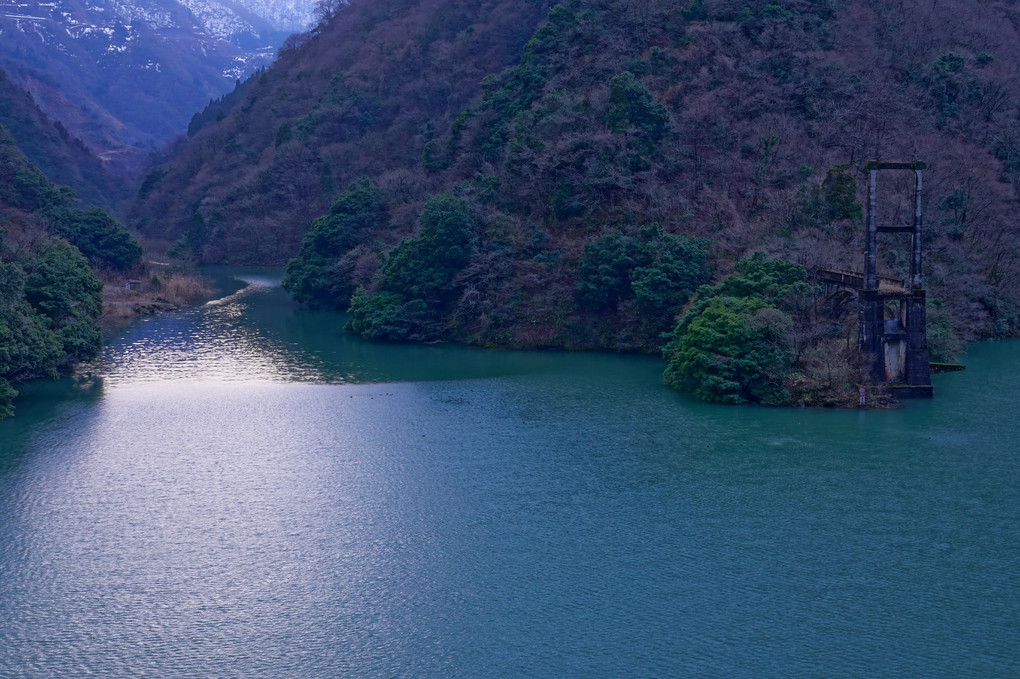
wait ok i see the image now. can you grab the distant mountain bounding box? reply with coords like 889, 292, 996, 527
0, 0, 304, 175
176, 0, 316, 41
202, 0, 316, 33
128, 0, 552, 255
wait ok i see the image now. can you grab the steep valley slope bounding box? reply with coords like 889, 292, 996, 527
127, 0, 1020, 375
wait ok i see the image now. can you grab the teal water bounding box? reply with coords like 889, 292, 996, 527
1, 269, 1018, 677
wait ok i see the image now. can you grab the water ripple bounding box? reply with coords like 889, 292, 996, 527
1, 271, 1018, 676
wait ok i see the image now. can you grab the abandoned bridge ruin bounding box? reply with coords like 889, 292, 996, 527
818, 161, 933, 398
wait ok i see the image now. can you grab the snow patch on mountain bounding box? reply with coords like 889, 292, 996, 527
176, 0, 317, 37
177, 0, 256, 39
230, 0, 316, 31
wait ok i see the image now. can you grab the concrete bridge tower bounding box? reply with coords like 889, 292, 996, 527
857, 161, 933, 398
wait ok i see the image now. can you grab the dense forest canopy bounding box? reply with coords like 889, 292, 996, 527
0, 124, 142, 419
127, 0, 1020, 403
0, 68, 126, 210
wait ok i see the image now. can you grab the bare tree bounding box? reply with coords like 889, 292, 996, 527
313, 0, 348, 30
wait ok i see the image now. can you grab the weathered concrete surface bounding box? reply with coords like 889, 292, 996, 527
857, 162, 933, 398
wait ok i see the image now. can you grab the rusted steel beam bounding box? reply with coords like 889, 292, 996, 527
866, 169, 878, 289
815, 268, 903, 290
911, 168, 923, 289
816, 269, 864, 287
864, 160, 926, 170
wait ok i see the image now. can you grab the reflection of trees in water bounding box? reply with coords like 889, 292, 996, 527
275, 303, 566, 384
0, 375, 105, 457
99, 278, 564, 386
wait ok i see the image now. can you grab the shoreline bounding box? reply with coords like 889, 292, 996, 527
98, 265, 214, 333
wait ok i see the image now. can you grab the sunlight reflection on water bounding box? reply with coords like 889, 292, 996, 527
104, 275, 348, 385
0, 269, 1018, 677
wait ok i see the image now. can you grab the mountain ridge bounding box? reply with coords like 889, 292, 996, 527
0, 66, 125, 208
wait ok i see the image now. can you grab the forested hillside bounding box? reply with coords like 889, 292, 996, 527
128, 0, 1020, 403
128, 0, 554, 257
0, 68, 125, 209
0, 124, 142, 419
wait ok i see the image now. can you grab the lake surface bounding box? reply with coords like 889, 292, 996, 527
1, 268, 1018, 677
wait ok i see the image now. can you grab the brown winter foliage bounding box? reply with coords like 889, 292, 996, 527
128, 0, 552, 261
0, 68, 126, 209
128, 0, 1020, 350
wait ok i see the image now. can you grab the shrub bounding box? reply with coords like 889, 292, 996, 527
927, 299, 962, 362
345, 289, 435, 341
932, 52, 966, 76
577, 226, 710, 316
45, 207, 143, 270
663, 295, 794, 404
605, 71, 670, 143
822, 164, 862, 222
377, 193, 473, 302
0, 260, 62, 386
23, 239, 103, 366
346, 193, 474, 341
576, 232, 645, 310
283, 177, 383, 309
0, 378, 16, 419
712, 252, 811, 308
663, 253, 812, 404
631, 229, 711, 317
